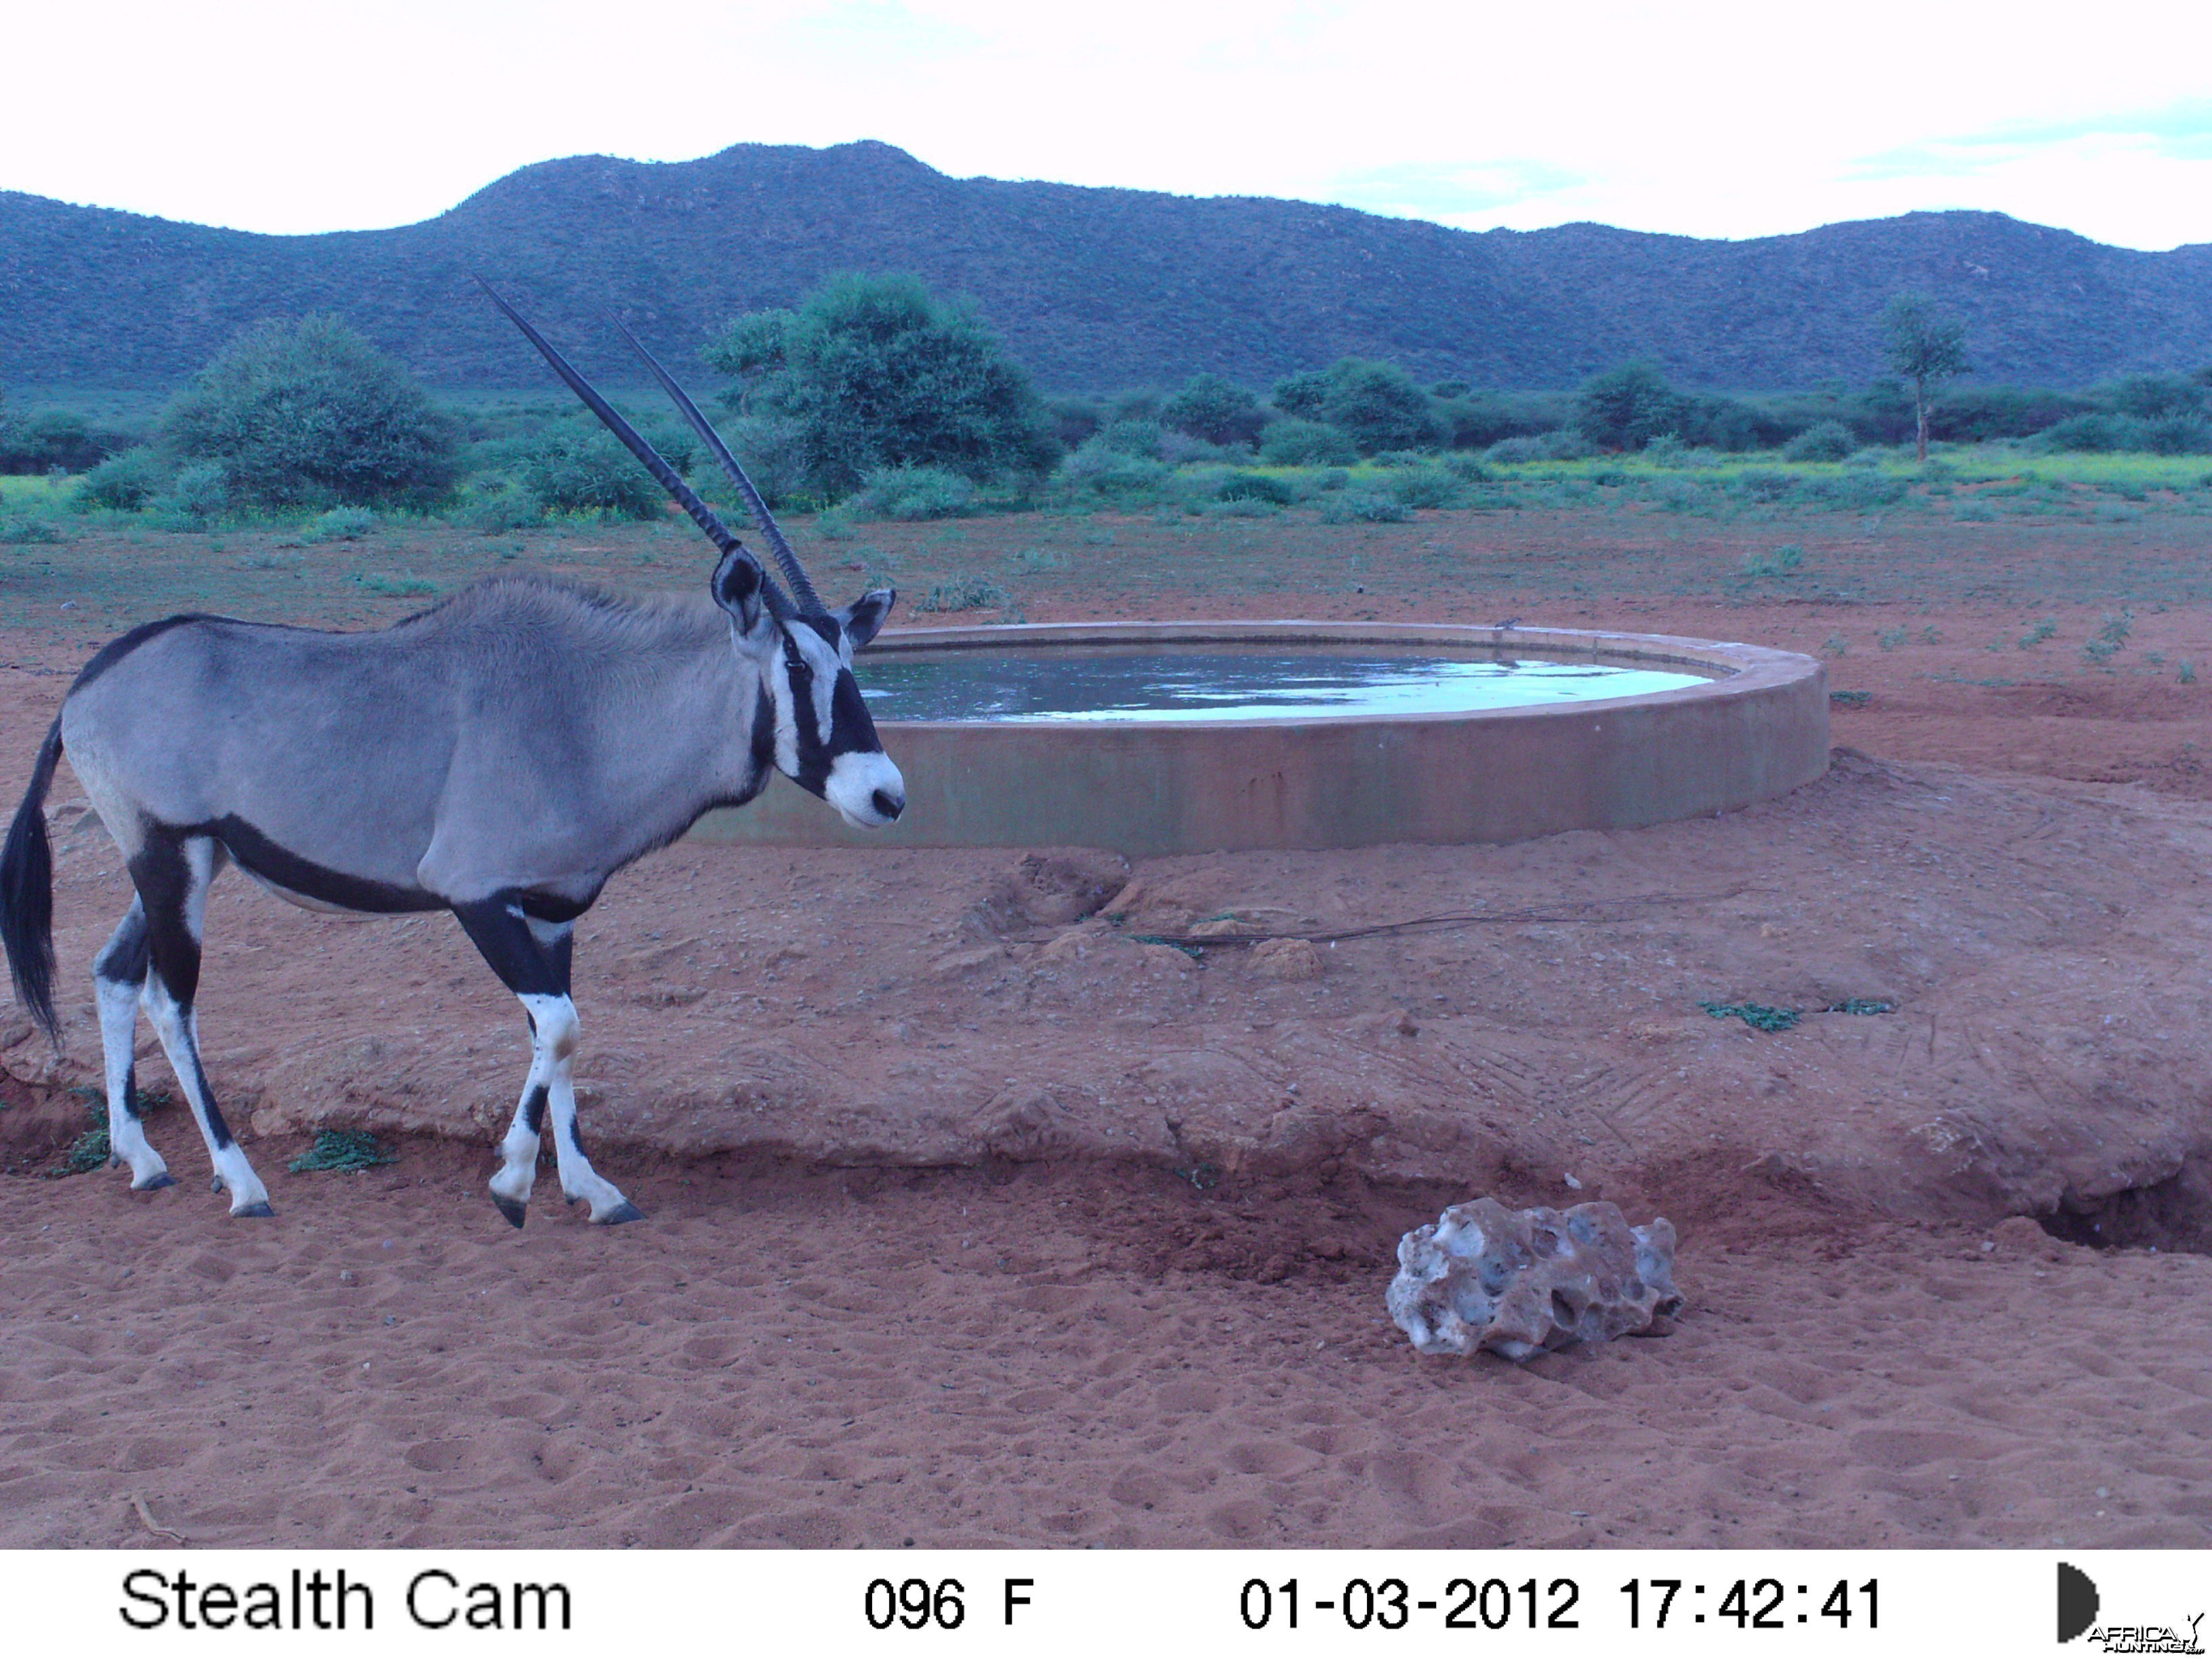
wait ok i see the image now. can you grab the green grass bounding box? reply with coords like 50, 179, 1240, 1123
287, 1128, 398, 1172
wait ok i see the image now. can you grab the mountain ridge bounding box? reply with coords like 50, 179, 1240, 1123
3, 139, 2208, 393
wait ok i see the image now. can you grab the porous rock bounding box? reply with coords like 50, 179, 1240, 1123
1250, 937, 1324, 981
1387, 1196, 1682, 1360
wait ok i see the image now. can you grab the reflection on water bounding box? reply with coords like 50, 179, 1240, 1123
859, 651, 1709, 724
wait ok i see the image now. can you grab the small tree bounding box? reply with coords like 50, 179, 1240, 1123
704, 272, 1056, 492
161, 315, 457, 508
1160, 373, 1263, 446
1574, 361, 1686, 451
1881, 292, 1969, 462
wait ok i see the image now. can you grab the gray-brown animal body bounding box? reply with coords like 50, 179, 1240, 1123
0, 287, 905, 1228
66, 581, 771, 916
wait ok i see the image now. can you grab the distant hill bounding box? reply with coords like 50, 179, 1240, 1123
3, 140, 2210, 394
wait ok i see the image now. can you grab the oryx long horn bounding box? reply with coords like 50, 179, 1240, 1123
474, 277, 794, 619
602, 310, 827, 617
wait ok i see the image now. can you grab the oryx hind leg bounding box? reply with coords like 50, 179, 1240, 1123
130, 832, 272, 1218
455, 899, 642, 1228
92, 899, 171, 1191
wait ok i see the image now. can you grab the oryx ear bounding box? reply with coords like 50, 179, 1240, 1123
711, 546, 769, 633
838, 587, 896, 651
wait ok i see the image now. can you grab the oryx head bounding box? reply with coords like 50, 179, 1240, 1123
479, 281, 907, 829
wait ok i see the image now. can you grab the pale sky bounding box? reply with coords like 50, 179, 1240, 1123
7, 0, 2211, 249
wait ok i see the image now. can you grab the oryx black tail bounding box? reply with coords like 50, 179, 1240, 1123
1, 720, 64, 1043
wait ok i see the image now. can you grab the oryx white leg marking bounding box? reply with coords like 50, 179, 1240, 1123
92, 901, 170, 1191
139, 836, 270, 1218
507, 987, 638, 1226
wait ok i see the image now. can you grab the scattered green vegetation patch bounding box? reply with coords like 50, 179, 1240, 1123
1700, 1000, 1801, 1033
1824, 998, 1896, 1015
288, 1128, 398, 1173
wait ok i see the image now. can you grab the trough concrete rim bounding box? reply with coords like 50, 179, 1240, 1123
693, 619, 1830, 855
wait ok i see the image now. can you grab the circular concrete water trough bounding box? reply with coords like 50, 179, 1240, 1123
690, 621, 1830, 857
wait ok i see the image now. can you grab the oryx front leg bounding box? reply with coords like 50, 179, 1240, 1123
131, 833, 270, 1218
457, 900, 641, 1228
92, 900, 171, 1192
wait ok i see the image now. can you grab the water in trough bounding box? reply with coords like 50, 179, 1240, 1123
859, 649, 1711, 724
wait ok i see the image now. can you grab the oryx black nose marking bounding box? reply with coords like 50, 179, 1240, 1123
872, 789, 904, 821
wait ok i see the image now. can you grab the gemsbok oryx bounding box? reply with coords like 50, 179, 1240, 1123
0, 285, 905, 1225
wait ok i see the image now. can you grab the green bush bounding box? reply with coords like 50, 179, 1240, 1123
1094, 419, 1164, 458
1052, 441, 1173, 503
517, 421, 663, 518
1319, 359, 1441, 453
1161, 373, 1264, 447
1218, 471, 1293, 505
1784, 419, 1858, 462
0, 409, 128, 474
705, 272, 1057, 492
916, 574, 1010, 612
0, 516, 62, 544
74, 447, 166, 511
161, 314, 458, 508
149, 462, 230, 529
1483, 429, 1591, 464
453, 480, 544, 534
1575, 361, 1685, 451
1258, 419, 1357, 466
1317, 490, 1410, 524
1271, 371, 1330, 418
851, 464, 975, 520
1388, 466, 1460, 509
304, 506, 375, 542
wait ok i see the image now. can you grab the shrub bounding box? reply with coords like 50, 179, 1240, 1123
1258, 419, 1357, 466
1315, 359, 1441, 453
1044, 396, 1103, 451
710, 413, 813, 508
1575, 361, 1685, 451
1483, 435, 1545, 465
160, 314, 457, 508
149, 462, 230, 529
304, 505, 375, 543
1218, 471, 1293, 505
1317, 490, 1410, 523
1388, 466, 1460, 509
1784, 420, 1858, 462
1160, 373, 1264, 446
0, 409, 127, 474
0, 516, 61, 544
705, 272, 1057, 491
1051, 441, 1173, 504
915, 575, 1010, 612
1210, 496, 1279, 518
2036, 413, 2140, 453
2106, 373, 2206, 419
1271, 371, 1331, 418
454, 480, 544, 533
851, 464, 975, 520
1094, 419, 1164, 458
73, 447, 166, 511
518, 420, 663, 518
2143, 415, 2212, 455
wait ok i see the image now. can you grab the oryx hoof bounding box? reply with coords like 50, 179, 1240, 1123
593, 1200, 647, 1226
135, 1172, 176, 1191
211, 1176, 225, 1193
231, 1200, 275, 1219
492, 1193, 528, 1230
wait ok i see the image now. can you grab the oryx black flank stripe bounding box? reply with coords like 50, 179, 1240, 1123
204, 815, 446, 915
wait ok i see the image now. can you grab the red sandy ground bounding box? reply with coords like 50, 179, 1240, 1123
3, 506, 2210, 1549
